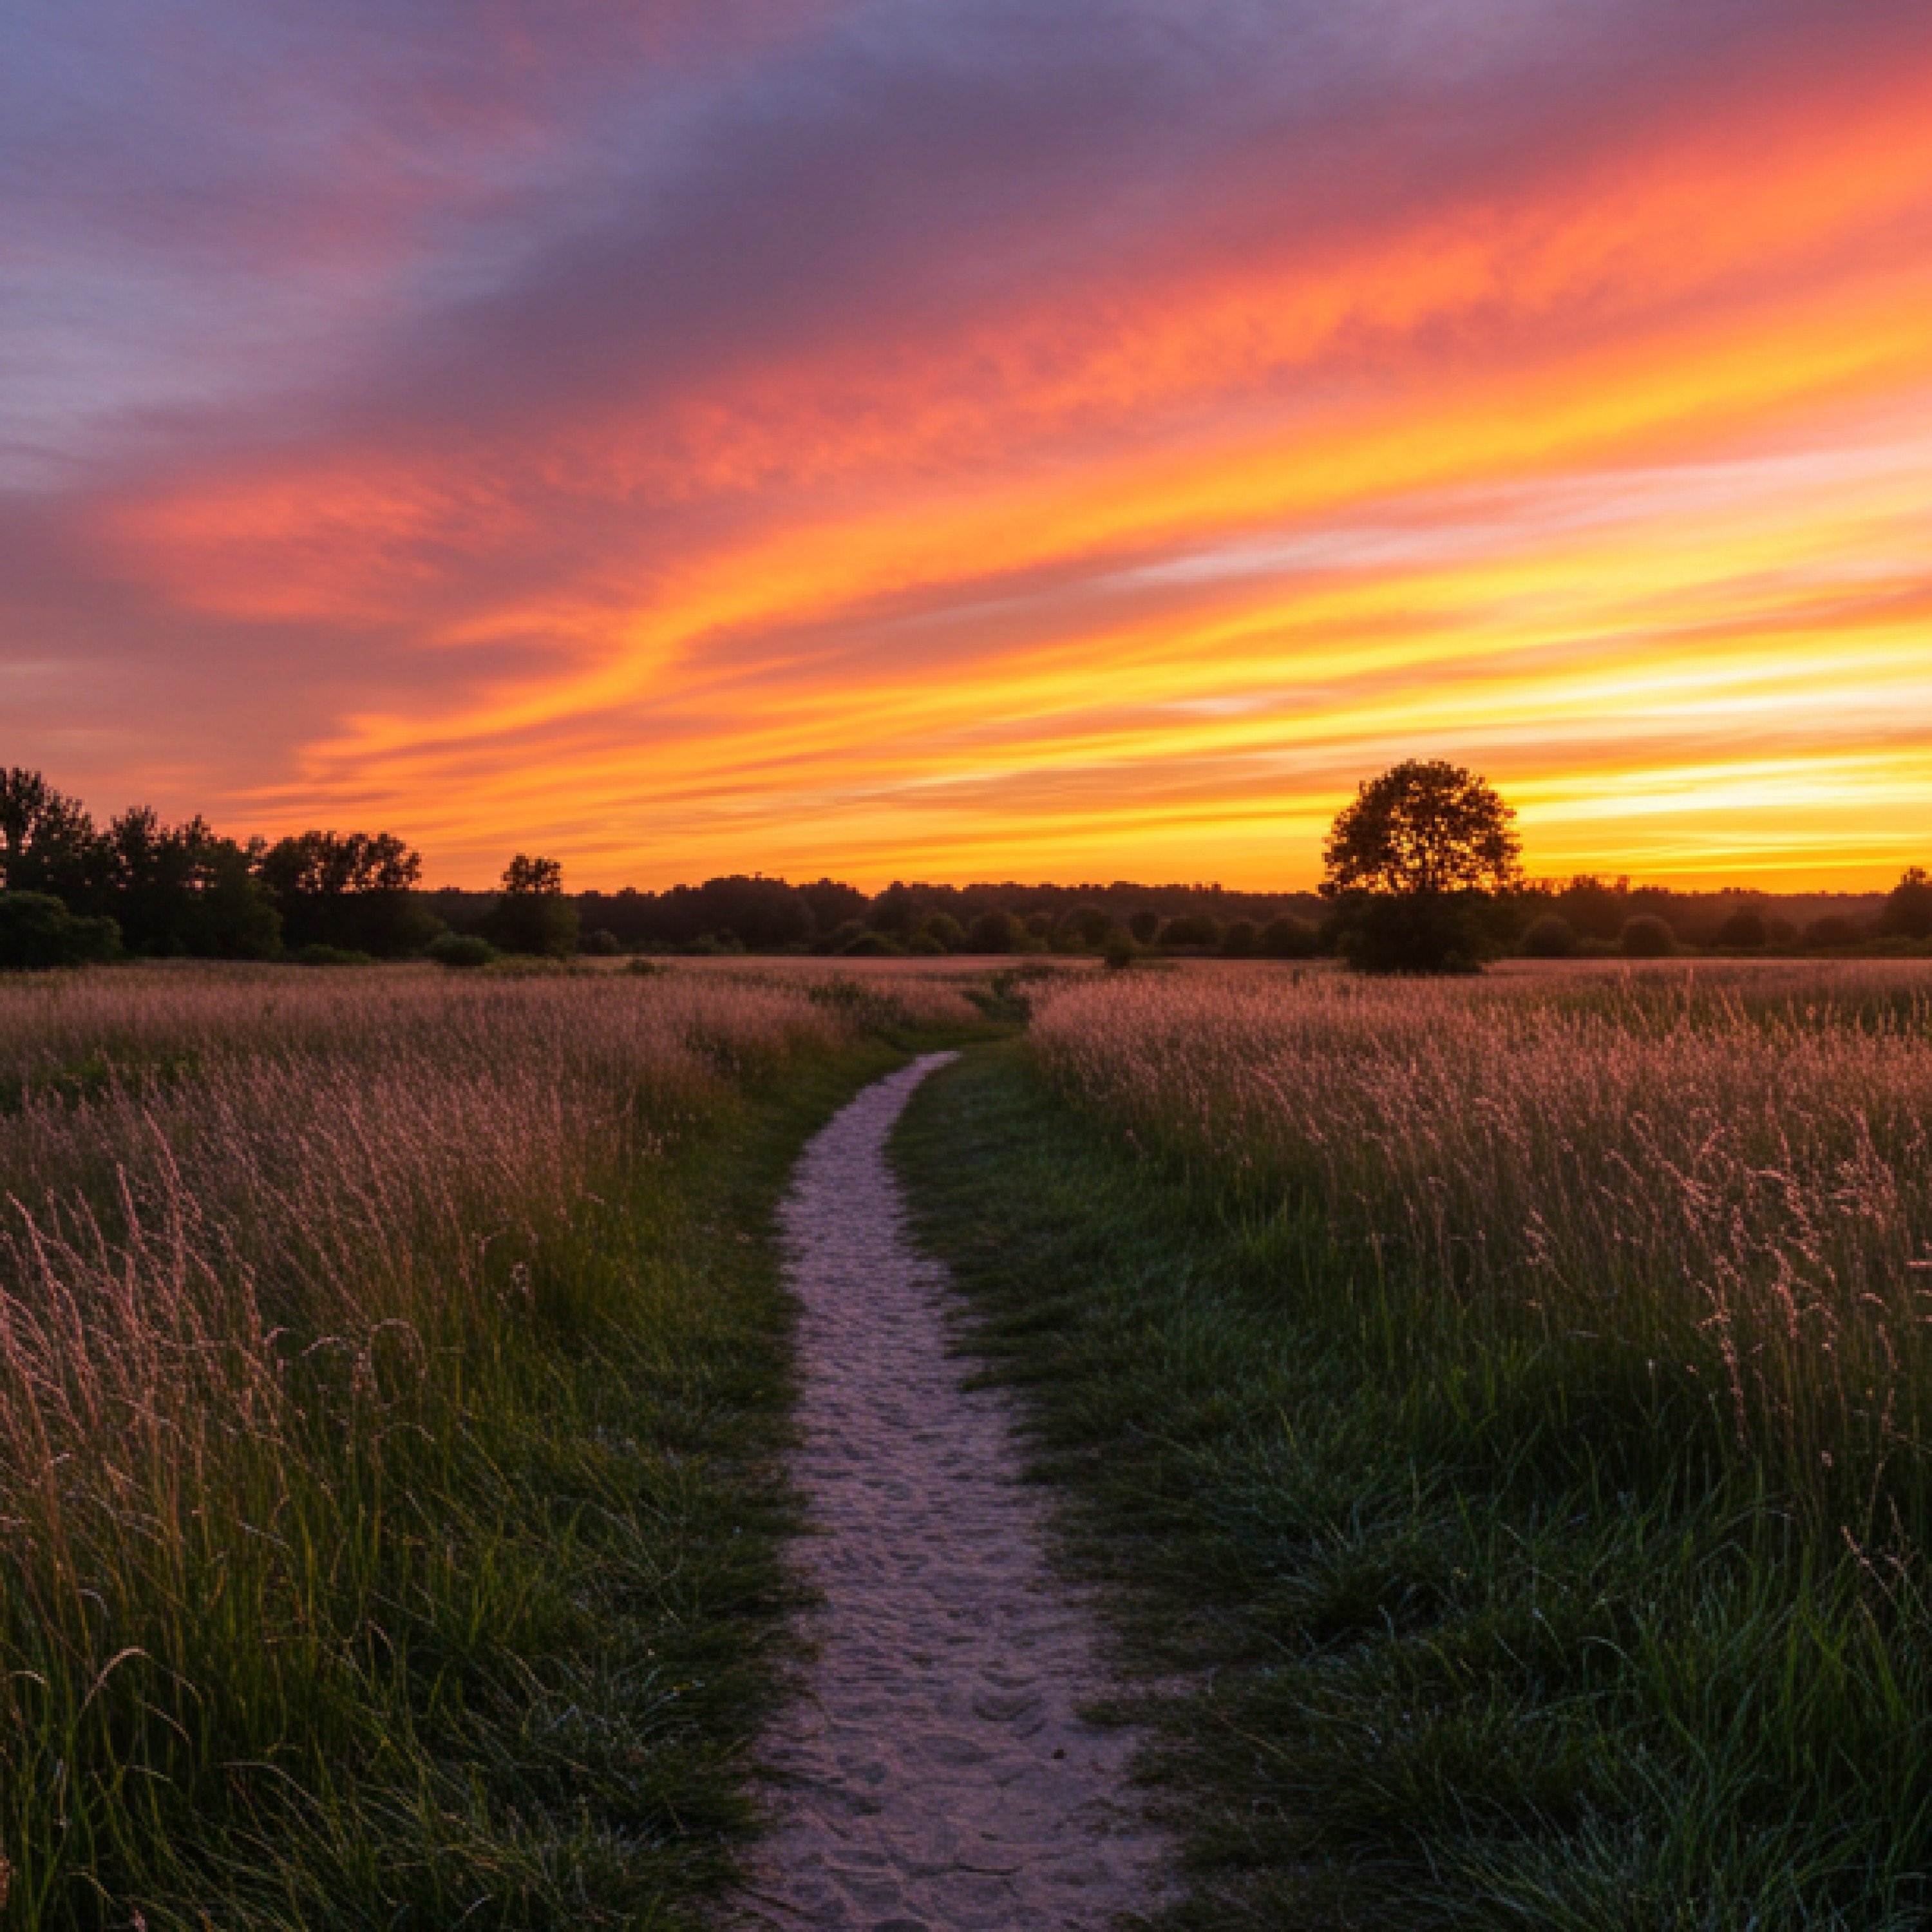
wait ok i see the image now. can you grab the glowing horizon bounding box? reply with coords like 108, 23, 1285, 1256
6, 0, 1932, 892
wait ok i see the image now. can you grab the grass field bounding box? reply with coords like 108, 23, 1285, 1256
0, 961, 983, 1929
896, 960, 1932, 1930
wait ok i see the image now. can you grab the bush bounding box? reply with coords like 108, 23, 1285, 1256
625, 956, 665, 978
904, 933, 946, 956
427, 933, 497, 971
1340, 893, 1492, 975
290, 943, 372, 967
840, 931, 902, 958
923, 914, 965, 952
967, 911, 1018, 954
1220, 919, 1259, 959
1161, 913, 1222, 949
0, 892, 120, 971
1102, 933, 1139, 972
580, 928, 622, 957
1520, 913, 1577, 959
1258, 915, 1320, 960
1620, 915, 1676, 958
1126, 911, 1163, 945
1716, 909, 1768, 950
1804, 914, 1866, 950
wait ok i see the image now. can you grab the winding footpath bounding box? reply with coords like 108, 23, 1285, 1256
739, 1054, 1170, 1932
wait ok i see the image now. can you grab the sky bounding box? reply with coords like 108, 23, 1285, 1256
5, 0, 1931, 891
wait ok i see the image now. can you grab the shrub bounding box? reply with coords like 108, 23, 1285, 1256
1716, 909, 1769, 950
967, 911, 1018, 954
1804, 914, 1866, 950
427, 933, 497, 971
290, 943, 373, 967
1102, 932, 1139, 972
923, 913, 965, 952
1162, 913, 1222, 949
840, 931, 902, 957
1521, 913, 1578, 959
904, 933, 946, 956
1620, 914, 1676, 958
625, 956, 665, 978
0, 891, 120, 971
580, 928, 623, 956
1220, 919, 1259, 959
1126, 911, 1162, 945
1259, 915, 1320, 959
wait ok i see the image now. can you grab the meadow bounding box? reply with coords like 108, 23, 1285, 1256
0, 961, 979, 1929
896, 959, 1932, 1930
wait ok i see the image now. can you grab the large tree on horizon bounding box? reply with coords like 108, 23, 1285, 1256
1322, 759, 1522, 974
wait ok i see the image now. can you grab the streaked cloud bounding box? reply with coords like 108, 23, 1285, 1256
3, 0, 1929, 885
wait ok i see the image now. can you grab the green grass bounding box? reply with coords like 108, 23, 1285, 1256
894, 1043, 1932, 1931
1, 1030, 907, 1931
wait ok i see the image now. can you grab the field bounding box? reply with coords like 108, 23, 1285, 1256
0, 961, 981, 1927
7, 953, 1932, 1928
896, 959, 1932, 1929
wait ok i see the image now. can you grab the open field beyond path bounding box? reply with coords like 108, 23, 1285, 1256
743, 1056, 1169, 1930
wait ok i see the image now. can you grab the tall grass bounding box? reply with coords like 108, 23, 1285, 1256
1032, 964, 1932, 1535
894, 962, 1932, 1927
0, 963, 964, 1927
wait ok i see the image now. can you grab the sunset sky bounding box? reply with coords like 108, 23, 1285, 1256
6, 0, 1931, 889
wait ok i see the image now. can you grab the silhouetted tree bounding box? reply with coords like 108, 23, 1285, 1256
1323, 761, 1520, 974
0, 768, 100, 904
1716, 908, 1769, 950
487, 854, 580, 957
1882, 866, 1932, 941
260, 829, 430, 955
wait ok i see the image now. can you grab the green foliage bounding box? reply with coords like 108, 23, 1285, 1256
0, 891, 120, 971
1522, 911, 1578, 958
923, 913, 965, 952
427, 931, 497, 969
840, 930, 902, 957
1621, 913, 1677, 958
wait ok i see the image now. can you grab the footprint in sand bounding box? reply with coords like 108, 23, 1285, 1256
738, 1054, 1172, 1932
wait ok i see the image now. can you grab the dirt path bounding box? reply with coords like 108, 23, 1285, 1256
738, 1054, 1170, 1931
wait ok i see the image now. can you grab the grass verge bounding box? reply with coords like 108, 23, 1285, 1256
894, 1043, 1932, 1932
5, 1030, 909, 1931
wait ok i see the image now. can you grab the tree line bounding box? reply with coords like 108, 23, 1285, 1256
2, 761, 1926, 971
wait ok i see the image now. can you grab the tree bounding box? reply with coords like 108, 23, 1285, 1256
1716, 908, 1768, 950
0, 893, 119, 971
487, 854, 580, 957
1322, 761, 1522, 974
259, 829, 430, 955
95, 809, 279, 958
0, 768, 100, 904
967, 910, 1017, 954
1881, 866, 1932, 941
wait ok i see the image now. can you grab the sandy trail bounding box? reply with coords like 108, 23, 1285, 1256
739, 1054, 1169, 1932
